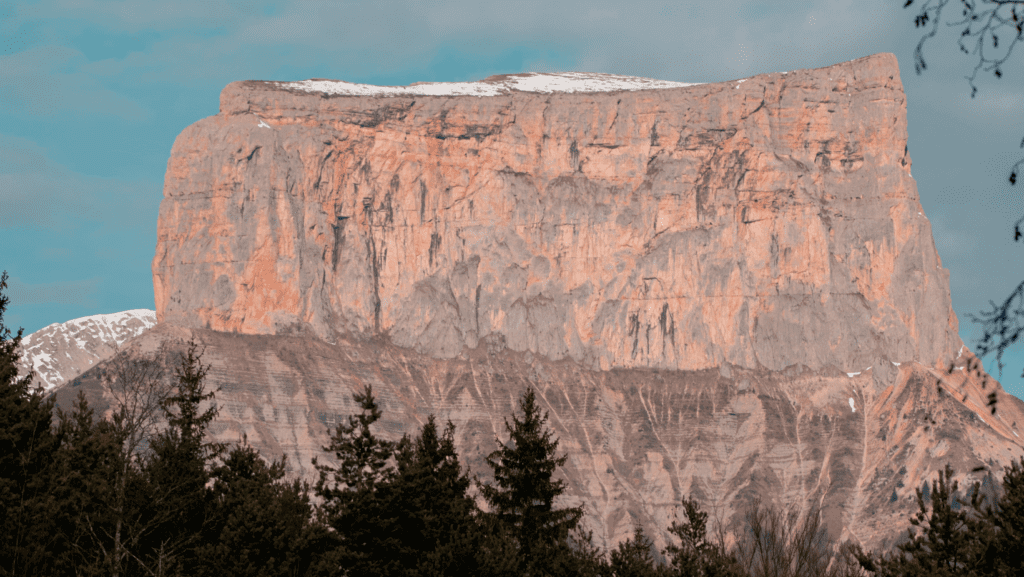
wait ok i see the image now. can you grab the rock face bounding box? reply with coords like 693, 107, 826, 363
17, 309, 156, 390
153, 52, 959, 376
66, 52, 1022, 551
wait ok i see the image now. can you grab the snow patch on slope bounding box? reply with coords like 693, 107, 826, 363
15, 309, 157, 391
278, 71, 701, 97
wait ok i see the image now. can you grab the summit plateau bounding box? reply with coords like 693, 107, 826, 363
61, 53, 1024, 551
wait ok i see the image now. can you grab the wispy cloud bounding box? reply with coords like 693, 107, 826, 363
5, 276, 100, 307
0, 45, 148, 119
6, 0, 914, 87
0, 134, 160, 230
0, 136, 99, 229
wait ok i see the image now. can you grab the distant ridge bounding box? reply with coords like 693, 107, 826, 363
16, 309, 156, 390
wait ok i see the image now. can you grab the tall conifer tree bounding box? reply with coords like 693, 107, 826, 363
198, 440, 320, 577
385, 415, 481, 576
479, 387, 583, 576
314, 384, 398, 576
49, 391, 122, 576
609, 526, 669, 577
141, 338, 223, 576
985, 458, 1024, 577
0, 271, 62, 576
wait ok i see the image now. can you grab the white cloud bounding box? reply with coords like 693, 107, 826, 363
3, 0, 915, 86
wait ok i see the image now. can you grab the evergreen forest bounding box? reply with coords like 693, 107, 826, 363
3, 270, 1024, 577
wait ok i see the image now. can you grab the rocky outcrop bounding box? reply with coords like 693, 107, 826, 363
153, 52, 960, 377
60, 52, 1019, 551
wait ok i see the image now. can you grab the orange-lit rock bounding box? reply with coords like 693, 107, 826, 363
153, 53, 960, 376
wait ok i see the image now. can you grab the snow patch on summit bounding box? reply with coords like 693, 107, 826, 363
15, 309, 157, 391
278, 71, 701, 97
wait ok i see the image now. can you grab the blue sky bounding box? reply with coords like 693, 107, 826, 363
2, 0, 1023, 397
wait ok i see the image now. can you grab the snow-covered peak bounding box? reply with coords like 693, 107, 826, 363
16, 309, 157, 391
277, 71, 702, 98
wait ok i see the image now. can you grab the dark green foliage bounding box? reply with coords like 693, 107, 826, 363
49, 391, 123, 576
8, 268, 1024, 577
0, 270, 62, 576
986, 458, 1024, 577
316, 384, 395, 492
197, 440, 319, 577
666, 497, 744, 577
139, 338, 223, 575
160, 339, 222, 456
479, 387, 584, 576
315, 387, 490, 577
892, 465, 989, 576
314, 384, 400, 575
471, 511, 522, 577
384, 415, 482, 576
854, 464, 1003, 577
549, 526, 611, 577
609, 525, 669, 577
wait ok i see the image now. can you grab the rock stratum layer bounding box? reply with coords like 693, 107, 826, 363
63, 324, 1024, 553
79, 52, 1024, 550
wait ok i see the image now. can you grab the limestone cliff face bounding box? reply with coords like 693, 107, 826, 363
153, 53, 960, 376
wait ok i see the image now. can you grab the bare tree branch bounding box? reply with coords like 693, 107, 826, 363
905, 0, 1024, 388
968, 279, 1024, 378
102, 344, 172, 460
98, 343, 175, 577
905, 0, 1024, 182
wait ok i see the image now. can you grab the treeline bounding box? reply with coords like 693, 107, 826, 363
2, 270, 1024, 577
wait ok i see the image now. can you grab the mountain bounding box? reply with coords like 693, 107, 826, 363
17, 309, 156, 391
59, 53, 1024, 551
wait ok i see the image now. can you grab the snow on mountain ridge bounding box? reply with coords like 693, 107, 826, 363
277, 71, 702, 97
16, 309, 157, 391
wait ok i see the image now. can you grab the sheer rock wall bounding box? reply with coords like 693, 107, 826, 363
153, 53, 960, 376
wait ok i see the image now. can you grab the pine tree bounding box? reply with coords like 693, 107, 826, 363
0, 270, 62, 576
863, 464, 991, 577
548, 526, 609, 577
905, 465, 989, 576
49, 390, 123, 576
472, 510, 521, 577
385, 415, 482, 576
479, 387, 583, 576
314, 384, 398, 576
141, 338, 223, 576
197, 439, 319, 577
666, 497, 744, 577
609, 525, 668, 577
988, 458, 1024, 576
